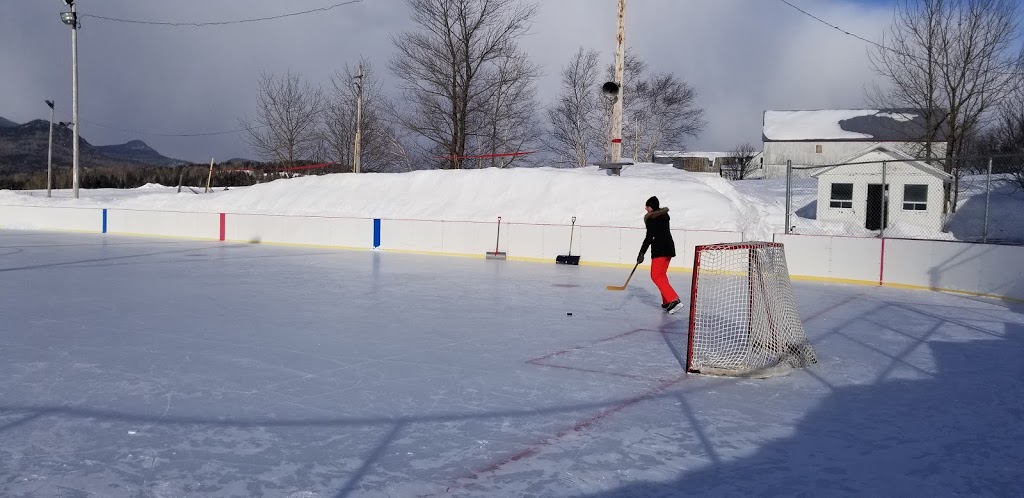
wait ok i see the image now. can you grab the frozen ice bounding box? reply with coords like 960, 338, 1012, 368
1, 230, 1023, 496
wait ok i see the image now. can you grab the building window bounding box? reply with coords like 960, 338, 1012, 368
830, 183, 853, 208
815, 144, 823, 154
903, 184, 928, 210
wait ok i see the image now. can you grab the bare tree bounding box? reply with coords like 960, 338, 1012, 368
239, 71, 325, 167
475, 49, 543, 168
629, 73, 706, 159
869, 0, 1024, 213
991, 80, 1024, 153
724, 142, 759, 180
324, 60, 408, 173
546, 47, 602, 167
390, 0, 540, 169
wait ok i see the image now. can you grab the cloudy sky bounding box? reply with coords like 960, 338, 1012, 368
1, 0, 899, 163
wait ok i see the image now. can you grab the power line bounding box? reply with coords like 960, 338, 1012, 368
83, 119, 262, 137
80, 0, 363, 27
776, 0, 1024, 77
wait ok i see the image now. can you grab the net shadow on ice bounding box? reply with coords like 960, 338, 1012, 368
586, 302, 1024, 497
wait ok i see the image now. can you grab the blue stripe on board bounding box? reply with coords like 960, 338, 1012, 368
373, 219, 381, 248
102, 209, 107, 233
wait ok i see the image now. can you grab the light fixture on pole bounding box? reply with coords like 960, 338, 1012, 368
45, 100, 55, 198
60, 0, 80, 199
604, 0, 626, 164
353, 64, 364, 174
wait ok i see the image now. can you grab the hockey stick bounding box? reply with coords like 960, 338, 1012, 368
606, 262, 640, 291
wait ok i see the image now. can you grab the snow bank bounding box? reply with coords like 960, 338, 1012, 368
0, 163, 780, 239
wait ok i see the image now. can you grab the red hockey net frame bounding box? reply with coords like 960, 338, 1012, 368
685, 242, 817, 377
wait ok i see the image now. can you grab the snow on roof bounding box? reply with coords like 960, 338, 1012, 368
653, 151, 737, 160
763, 109, 934, 142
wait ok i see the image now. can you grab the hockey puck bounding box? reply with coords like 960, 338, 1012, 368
567, 312, 573, 316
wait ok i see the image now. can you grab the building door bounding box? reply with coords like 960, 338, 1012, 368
865, 184, 889, 231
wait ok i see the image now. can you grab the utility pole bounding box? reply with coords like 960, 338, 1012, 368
60, 0, 81, 198
610, 0, 626, 163
45, 100, 54, 198
353, 63, 364, 174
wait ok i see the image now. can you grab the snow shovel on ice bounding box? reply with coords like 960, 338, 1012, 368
486, 216, 507, 260
607, 262, 640, 291
556, 216, 580, 265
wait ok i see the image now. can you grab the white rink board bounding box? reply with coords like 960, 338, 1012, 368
107, 209, 219, 240
9, 204, 1024, 301
380, 219, 444, 253
440, 222, 495, 256
831, 237, 882, 282
226, 214, 371, 248
683, 231, 745, 270
776, 234, 882, 283
883, 239, 980, 291
0, 205, 100, 232
578, 226, 623, 264
505, 223, 542, 259
775, 233, 832, 278
975, 244, 1024, 301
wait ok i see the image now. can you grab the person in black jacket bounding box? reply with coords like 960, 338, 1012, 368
638, 196, 681, 314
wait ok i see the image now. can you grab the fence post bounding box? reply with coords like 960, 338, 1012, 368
984, 157, 992, 244
785, 160, 792, 234
880, 161, 887, 239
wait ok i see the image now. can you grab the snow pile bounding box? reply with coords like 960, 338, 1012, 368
3, 164, 1022, 243
0, 163, 782, 240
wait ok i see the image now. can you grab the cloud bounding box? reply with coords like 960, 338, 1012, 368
0, 0, 894, 162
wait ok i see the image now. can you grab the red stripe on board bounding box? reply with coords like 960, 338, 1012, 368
435, 151, 536, 160
219, 213, 226, 241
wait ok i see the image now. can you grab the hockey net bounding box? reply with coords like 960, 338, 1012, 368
686, 242, 817, 377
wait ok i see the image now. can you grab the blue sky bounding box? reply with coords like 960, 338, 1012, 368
1, 0, 916, 161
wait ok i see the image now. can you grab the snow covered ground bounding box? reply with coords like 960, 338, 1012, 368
2, 230, 1023, 496
2, 163, 1022, 245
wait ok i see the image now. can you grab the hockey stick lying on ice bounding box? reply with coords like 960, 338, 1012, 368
606, 262, 639, 291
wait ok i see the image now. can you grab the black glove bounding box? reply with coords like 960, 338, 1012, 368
637, 253, 644, 264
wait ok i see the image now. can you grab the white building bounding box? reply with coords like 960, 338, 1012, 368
762, 109, 946, 179
812, 144, 952, 234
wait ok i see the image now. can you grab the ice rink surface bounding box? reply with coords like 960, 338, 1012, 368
1, 230, 1023, 497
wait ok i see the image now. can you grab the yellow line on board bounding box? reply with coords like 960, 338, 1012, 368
223, 239, 367, 252
0, 227, 98, 235
789, 274, 879, 287
790, 274, 1024, 304
109, 231, 219, 242
881, 282, 1024, 304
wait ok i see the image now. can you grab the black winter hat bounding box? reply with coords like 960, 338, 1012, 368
646, 196, 660, 210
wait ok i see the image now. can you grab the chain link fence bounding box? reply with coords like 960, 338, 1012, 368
784, 153, 1024, 244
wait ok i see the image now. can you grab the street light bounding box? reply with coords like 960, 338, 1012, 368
45, 100, 55, 197
59, 0, 80, 198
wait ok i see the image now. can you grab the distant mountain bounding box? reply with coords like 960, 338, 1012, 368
0, 120, 145, 172
0, 120, 190, 172
224, 157, 261, 165
96, 140, 187, 167
0, 116, 18, 128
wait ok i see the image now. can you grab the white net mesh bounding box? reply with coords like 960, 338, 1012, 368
687, 242, 817, 377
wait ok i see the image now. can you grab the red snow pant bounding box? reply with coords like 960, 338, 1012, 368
651, 256, 679, 304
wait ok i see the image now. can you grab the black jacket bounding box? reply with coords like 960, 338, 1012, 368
639, 207, 676, 259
